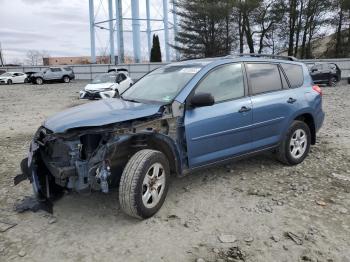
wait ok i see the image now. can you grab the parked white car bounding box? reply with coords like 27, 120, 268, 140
80, 72, 133, 99
0, 72, 27, 85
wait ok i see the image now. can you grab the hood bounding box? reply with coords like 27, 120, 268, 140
85, 83, 116, 91
43, 98, 162, 133
0, 76, 10, 80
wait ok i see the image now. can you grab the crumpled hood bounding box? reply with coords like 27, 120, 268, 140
44, 98, 162, 133
85, 83, 116, 91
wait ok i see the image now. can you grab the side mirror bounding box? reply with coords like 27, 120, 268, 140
190, 92, 215, 108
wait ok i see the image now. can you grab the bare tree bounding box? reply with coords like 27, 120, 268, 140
26, 50, 41, 66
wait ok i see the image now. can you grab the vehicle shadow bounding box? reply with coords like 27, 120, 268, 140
52, 152, 283, 223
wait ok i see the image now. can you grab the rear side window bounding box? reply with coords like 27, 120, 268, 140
51, 68, 62, 72
281, 63, 303, 88
246, 63, 282, 95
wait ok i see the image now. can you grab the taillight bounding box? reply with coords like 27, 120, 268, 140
312, 85, 322, 96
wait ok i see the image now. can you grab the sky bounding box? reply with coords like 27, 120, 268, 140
0, 0, 173, 64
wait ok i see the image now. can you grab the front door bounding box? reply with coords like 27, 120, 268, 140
184, 63, 253, 168
245, 63, 301, 149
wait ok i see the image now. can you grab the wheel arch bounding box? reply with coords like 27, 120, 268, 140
145, 134, 182, 175
115, 133, 182, 176
294, 113, 316, 145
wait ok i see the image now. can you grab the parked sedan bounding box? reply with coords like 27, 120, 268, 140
0, 72, 28, 85
80, 71, 133, 99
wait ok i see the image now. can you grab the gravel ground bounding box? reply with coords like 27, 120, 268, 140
0, 81, 349, 262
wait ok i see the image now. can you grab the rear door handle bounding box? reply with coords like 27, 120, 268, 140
238, 106, 251, 113
287, 97, 297, 104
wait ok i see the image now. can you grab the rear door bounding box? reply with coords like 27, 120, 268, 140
184, 63, 253, 168
247, 63, 302, 149
44, 69, 55, 80
52, 68, 63, 80
15, 73, 27, 83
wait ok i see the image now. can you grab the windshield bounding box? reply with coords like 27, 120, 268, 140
122, 65, 202, 103
2, 73, 13, 77
92, 73, 116, 84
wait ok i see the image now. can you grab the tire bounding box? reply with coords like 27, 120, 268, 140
276, 120, 311, 165
7, 79, 12, 85
329, 76, 337, 87
24, 78, 28, 83
35, 77, 43, 85
119, 149, 170, 219
62, 76, 70, 83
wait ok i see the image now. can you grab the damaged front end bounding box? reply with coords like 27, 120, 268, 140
16, 102, 185, 200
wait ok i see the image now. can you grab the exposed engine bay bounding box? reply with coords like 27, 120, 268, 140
17, 102, 186, 200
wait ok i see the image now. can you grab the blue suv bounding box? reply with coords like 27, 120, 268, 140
18, 54, 324, 219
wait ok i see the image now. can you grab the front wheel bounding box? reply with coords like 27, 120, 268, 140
276, 121, 311, 165
62, 76, 70, 83
35, 77, 43, 85
7, 79, 12, 85
119, 149, 170, 219
329, 76, 337, 87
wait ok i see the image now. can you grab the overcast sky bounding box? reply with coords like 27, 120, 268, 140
0, 0, 172, 64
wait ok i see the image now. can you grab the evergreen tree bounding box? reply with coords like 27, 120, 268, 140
172, 0, 236, 59
150, 34, 162, 62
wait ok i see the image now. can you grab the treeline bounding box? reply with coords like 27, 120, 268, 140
173, 0, 350, 59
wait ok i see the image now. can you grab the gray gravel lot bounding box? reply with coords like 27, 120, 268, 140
0, 81, 349, 262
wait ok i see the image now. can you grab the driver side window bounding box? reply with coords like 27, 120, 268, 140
195, 63, 245, 103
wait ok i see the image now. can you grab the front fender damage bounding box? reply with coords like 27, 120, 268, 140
14, 102, 186, 206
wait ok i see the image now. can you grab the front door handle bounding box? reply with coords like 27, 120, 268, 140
238, 106, 251, 113
287, 97, 297, 104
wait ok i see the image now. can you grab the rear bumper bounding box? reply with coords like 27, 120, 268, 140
315, 110, 325, 133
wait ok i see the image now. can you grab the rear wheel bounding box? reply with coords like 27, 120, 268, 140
62, 76, 70, 83
119, 149, 170, 219
276, 121, 311, 165
7, 79, 12, 85
329, 76, 337, 87
35, 77, 43, 85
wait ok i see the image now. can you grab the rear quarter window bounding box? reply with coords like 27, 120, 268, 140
280, 63, 304, 88
246, 63, 282, 95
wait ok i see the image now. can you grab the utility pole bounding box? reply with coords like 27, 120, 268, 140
0, 42, 4, 67
108, 0, 115, 65
146, 0, 152, 60
89, 0, 96, 63
163, 0, 170, 62
115, 0, 124, 63
131, 0, 141, 63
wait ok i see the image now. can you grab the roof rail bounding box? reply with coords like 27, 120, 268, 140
226, 53, 298, 61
